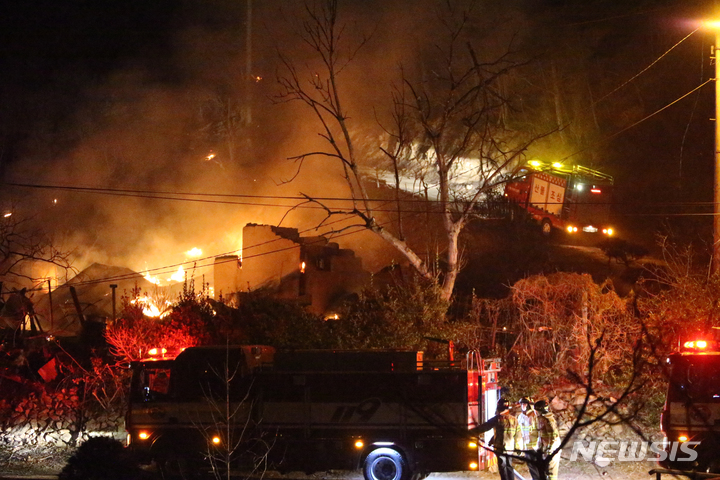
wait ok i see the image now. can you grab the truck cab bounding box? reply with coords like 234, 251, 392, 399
504, 161, 615, 237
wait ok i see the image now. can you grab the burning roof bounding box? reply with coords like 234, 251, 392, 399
32, 263, 182, 336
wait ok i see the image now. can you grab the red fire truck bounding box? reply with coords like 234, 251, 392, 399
126, 345, 501, 479
660, 337, 720, 472
504, 160, 615, 236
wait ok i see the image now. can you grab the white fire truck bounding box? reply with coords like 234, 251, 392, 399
660, 337, 720, 472
126, 345, 501, 479
504, 160, 615, 236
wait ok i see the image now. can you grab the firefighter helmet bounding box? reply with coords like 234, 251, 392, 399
518, 396, 533, 406
534, 399, 549, 414
497, 398, 510, 413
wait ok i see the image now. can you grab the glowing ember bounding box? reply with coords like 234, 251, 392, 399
186, 247, 202, 257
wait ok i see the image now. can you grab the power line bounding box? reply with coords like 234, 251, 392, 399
3, 181, 462, 205
562, 78, 713, 162
593, 28, 699, 105
8, 180, 720, 212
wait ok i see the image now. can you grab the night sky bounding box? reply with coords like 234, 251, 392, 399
0, 0, 715, 285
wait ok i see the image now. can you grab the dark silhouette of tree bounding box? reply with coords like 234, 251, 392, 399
276, 0, 550, 302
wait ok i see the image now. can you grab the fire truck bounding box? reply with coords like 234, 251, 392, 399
660, 337, 720, 472
504, 160, 615, 236
126, 345, 502, 479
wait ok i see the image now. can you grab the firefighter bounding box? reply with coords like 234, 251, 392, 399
517, 397, 541, 480
471, 397, 521, 480
534, 399, 560, 480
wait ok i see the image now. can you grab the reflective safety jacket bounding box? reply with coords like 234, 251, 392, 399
517, 409, 538, 450
535, 411, 560, 454
472, 411, 521, 453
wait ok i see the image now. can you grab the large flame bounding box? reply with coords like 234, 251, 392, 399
131, 293, 172, 318
169, 265, 185, 283
143, 271, 161, 285
143, 265, 186, 286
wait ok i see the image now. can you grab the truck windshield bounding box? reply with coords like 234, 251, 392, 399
130, 361, 173, 403
668, 355, 720, 403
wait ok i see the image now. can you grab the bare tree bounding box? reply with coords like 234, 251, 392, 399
0, 208, 73, 288
276, 0, 549, 301
198, 344, 272, 480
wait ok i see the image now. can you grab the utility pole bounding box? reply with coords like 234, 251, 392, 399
110, 284, 118, 322
243, 0, 252, 126
714, 28, 720, 275
47, 279, 53, 330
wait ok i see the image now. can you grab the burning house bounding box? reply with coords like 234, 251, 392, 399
30, 263, 184, 336
215, 224, 370, 316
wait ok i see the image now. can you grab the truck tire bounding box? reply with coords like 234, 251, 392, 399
155, 449, 201, 479
363, 448, 408, 480
541, 218, 552, 236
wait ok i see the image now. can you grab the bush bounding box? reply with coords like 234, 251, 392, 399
331, 276, 451, 355
58, 437, 149, 480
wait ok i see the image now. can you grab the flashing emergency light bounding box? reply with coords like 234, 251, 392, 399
469, 462, 479, 470
354, 440, 364, 449
684, 340, 708, 350
590, 188, 602, 194
468, 441, 478, 449
148, 348, 167, 356
138, 431, 150, 440
212, 436, 221, 445
681, 339, 719, 351
603, 228, 614, 236
566, 225, 578, 233
678, 434, 689, 442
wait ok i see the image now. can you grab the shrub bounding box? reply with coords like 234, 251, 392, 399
58, 437, 149, 480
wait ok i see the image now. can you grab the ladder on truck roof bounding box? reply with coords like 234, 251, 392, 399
524, 161, 613, 185
571, 165, 614, 184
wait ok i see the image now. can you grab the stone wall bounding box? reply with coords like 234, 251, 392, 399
538, 382, 661, 443
0, 387, 124, 448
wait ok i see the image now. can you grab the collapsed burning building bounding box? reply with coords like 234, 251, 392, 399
215, 223, 371, 317
1, 222, 371, 341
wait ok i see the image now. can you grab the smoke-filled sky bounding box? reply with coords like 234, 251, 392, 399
0, 0, 716, 288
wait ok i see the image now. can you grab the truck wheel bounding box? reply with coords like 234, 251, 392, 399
363, 448, 407, 480
541, 218, 552, 236
156, 452, 198, 479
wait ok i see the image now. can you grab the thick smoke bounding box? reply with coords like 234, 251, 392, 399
6, 0, 471, 285
5, 0, 707, 290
